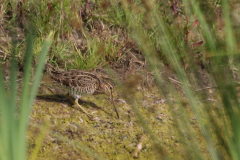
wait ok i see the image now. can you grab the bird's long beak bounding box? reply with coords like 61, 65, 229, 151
110, 90, 119, 119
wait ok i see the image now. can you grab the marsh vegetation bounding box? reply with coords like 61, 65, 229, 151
0, 0, 240, 159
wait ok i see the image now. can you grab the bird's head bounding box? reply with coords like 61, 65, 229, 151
102, 81, 114, 96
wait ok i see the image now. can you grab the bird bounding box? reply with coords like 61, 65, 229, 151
45, 63, 119, 119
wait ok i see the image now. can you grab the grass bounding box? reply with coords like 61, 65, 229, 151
1, 0, 240, 159
0, 29, 52, 160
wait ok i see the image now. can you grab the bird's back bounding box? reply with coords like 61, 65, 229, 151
49, 69, 102, 97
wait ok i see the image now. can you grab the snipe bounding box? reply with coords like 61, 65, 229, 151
46, 64, 119, 119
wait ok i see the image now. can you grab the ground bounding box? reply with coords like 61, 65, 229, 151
27, 57, 217, 159
0, 1, 234, 159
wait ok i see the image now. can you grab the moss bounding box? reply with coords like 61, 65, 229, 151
27, 83, 228, 160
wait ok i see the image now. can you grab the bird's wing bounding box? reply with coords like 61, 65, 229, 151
62, 72, 100, 93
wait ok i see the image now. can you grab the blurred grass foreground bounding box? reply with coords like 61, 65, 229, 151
1, 0, 240, 159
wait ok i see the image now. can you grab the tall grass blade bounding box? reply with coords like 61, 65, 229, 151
9, 33, 18, 160
17, 31, 34, 160
222, 0, 237, 54
29, 123, 49, 160
0, 41, 9, 160
18, 32, 52, 160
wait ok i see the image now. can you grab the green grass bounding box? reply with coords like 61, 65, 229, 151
118, 0, 240, 159
0, 30, 52, 160
1, 0, 240, 159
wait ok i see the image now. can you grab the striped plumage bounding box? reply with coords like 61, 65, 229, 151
46, 64, 119, 119
49, 70, 110, 98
